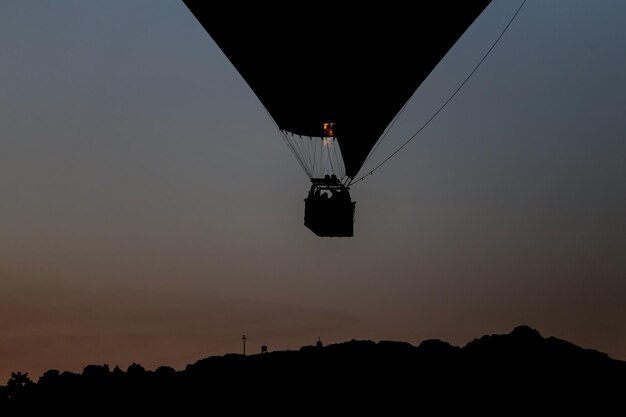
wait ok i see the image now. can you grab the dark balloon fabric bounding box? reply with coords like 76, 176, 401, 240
183, 2, 492, 179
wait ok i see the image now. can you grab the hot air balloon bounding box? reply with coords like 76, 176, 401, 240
182, 2, 492, 237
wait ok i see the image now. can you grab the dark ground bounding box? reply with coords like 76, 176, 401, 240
2, 325, 624, 414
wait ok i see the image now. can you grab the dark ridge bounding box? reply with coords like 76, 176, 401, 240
1, 326, 624, 413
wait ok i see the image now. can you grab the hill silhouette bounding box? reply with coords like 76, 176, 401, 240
1, 326, 624, 413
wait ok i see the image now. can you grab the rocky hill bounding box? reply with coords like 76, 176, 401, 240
2, 325, 624, 413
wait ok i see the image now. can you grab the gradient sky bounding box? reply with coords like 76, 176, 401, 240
2, 0, 626, 382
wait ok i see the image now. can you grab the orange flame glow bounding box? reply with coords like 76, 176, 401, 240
323, 122, 336, 137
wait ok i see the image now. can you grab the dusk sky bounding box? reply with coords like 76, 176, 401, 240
2, 0, 626, 382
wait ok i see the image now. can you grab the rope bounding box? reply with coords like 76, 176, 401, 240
349, 0, 527, 186
259, 104, 312, 177
326, 139, 335, 174
284, 131, 312, 177
361, 99, 410, 168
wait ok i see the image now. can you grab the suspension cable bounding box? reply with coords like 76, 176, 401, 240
281, 131, 311, 177
326, 139, 335, 175
361, 99, 411, 168
349, 0, 527, 186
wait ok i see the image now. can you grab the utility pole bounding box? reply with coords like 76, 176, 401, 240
242, 334, 247, 356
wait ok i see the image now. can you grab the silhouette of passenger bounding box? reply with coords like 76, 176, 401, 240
324, 174, 331, 185
330, 174, 339, 184
330, 186, 347, 202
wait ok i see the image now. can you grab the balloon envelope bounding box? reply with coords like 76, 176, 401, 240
183, 2, 492, 179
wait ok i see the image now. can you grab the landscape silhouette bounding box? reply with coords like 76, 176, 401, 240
2, 325, 624, 413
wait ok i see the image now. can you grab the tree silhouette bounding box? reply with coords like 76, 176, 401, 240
0, 326, 624, 412
5, 372, 34, 400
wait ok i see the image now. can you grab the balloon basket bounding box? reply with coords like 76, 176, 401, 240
304, 179, 355, 237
